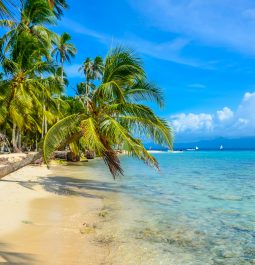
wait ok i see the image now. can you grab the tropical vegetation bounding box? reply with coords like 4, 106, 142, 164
0, 0, 173, 177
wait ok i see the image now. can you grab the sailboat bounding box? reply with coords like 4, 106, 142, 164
195, 146, 199, 151
220, 145, 224, 151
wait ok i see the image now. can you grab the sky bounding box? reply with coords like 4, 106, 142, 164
55, 0, 255, 142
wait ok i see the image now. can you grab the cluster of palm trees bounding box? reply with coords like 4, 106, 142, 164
0, 0, 74, 151
0, 0, 173, 177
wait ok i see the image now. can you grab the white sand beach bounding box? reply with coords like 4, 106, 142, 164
0, 164, 109, 265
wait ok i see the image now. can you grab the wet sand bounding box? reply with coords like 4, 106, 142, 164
0, 164, 110, 265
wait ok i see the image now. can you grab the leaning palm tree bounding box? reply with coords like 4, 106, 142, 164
43, 47, 173, 178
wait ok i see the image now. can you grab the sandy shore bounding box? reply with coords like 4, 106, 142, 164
0, 164, 110, 265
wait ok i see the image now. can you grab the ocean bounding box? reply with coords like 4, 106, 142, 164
82, 151, 255, 264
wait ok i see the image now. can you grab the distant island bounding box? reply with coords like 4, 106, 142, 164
145, 136, 255, 151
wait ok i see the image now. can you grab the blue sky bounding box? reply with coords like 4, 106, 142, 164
55, 0, 255, 142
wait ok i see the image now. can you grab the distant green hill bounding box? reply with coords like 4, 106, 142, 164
145, 137, 255, 150
175, 137, 255, 150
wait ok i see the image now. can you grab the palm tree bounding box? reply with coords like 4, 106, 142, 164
52, 32, 76, 83
80, 56, 104, 81
79, 56, 103, 108
0, 0, 57, 54
0, 0, 70, 152
47, 0, 68, 18
43, 47, 173, 178
52, 32, 76, 121
40, 67, 67, 138
0, 32, 54, 151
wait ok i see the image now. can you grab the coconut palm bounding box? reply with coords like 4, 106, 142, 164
0, 32, 54, 151
80, 56, 104, 81
47, 0, 68, 18
40, 67, 67, 138
43, 47, 173, 178
0, 0, 57, 57
52, 32, 76, 120
79, 56, 103, 108
52, 32, 76, 82
0, 0, 67, 52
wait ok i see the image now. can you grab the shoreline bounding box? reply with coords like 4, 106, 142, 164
0, 164, 110, 264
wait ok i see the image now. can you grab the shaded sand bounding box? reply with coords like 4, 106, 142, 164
0, 164, 110, 265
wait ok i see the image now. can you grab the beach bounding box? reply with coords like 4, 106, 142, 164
0, 163, 110, 265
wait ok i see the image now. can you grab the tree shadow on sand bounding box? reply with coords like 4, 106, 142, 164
39, 175, 122, 198
0, 175, 124, 199
0, 243, 36, 265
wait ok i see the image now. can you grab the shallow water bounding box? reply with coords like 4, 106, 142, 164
87, 151, 255, 265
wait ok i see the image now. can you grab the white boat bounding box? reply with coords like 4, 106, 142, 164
195, 146, 199, 151
220, 145, 224, 150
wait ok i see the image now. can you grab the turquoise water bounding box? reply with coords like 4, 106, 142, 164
88, 151, 255, 264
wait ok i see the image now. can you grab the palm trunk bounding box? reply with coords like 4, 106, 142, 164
12, 123, 19, 153
85, 77, 90, 111
18, 130, 22, 150
57, 59, 64, 122
41, 106, 45, 139
35, 133, 38, 152
41, 75, 46, 138
45, 115, 48, 133
42, 103, 46, 138
61, 60, 64, 82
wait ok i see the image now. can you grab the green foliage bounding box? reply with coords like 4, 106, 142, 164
52, 32, 77, 66
43, 114, 83, 164
0, 0, 75, 151
43, 46, 173, 178
0, 1, 173, 179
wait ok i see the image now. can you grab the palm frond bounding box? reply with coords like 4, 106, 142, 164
43, 114, 83, 165
80, 117, 106, 153
124, 80, 164, 108
101, 116, 159, 171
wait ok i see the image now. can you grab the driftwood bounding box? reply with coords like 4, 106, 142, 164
33, 157, 43, 165
53, 151, 67, 160
0, 152, 41, 179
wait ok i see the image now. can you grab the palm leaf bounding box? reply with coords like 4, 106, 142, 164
124, 80, 164, 108
43, 114, 83, 165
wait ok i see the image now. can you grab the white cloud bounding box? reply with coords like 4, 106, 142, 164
128, 0, 255, 55
170, 92, 255, 140
171, 113, 213, 133
217, 107, 234, 121
60, 18, 202, 67
60, 18, 108, 41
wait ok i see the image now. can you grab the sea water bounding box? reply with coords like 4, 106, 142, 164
84, 151, 255, 265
